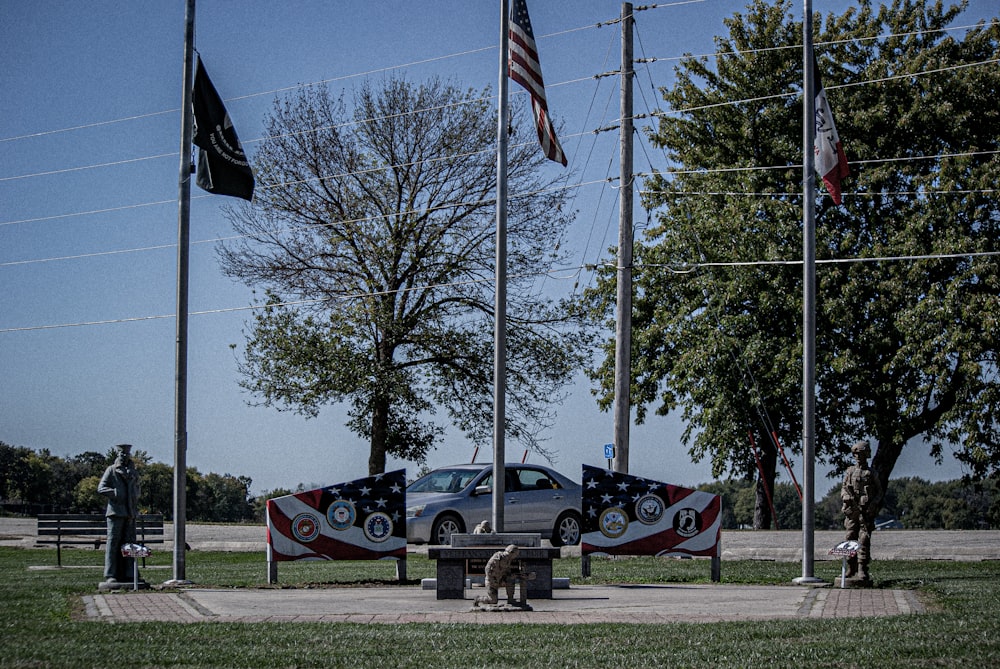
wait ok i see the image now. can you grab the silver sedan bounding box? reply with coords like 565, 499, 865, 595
406, 463, 582, 546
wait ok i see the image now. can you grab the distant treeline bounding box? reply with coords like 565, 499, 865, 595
699, 476, 999, 530
0, 441, 260, 523
3, 441, 997, 528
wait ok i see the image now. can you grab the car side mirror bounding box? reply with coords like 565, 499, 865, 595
473, 485, 492, 496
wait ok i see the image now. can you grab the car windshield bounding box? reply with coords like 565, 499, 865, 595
408, 468, 482, 494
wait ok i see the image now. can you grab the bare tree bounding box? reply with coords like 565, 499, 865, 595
219, 77, 588, 474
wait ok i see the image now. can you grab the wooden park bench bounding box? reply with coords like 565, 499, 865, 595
427, 533, 561, 600
36, 513, 164, 566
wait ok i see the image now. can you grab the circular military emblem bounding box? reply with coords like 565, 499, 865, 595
290, 512, 321, 543
326, 499, 356, 531
363, 512, 393, 543
635, 493, 665, 525
673, 507, 701, 538
599, 507, 628, 539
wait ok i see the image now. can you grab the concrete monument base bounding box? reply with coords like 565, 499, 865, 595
471, 602, 533, 612
98, 578, 149, 591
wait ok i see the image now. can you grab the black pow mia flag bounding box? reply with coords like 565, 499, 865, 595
192, 56, 254, 201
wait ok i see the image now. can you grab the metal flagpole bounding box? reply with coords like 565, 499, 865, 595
492, 0, 510, 533
167, 0, 196, 586
795, 0, 823, 586
612, 2, 634, 475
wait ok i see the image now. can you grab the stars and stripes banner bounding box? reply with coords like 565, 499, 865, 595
581, 464, 722, 558
509, 0, 567, 166
812, 54, 849, 205
266, 470, 406, 562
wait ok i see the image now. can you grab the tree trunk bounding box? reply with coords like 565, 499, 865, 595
753, 435, 778, 530
368, 393, 389, 475
871, 436, 905, 512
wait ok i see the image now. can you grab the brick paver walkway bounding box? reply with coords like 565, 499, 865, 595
82, 586, 923, 624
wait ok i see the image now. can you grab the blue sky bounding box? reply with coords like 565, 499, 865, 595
2, 1, 991, 496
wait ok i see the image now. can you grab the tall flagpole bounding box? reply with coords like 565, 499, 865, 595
492, 0, 510, 533
169, 0, 196, 586
795, 0, 822, 585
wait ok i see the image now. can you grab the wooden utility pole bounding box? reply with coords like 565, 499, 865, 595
612, 2, 634, 475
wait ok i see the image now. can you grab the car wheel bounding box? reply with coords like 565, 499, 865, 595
430, 514, 464, 545
551, 510, 582, 547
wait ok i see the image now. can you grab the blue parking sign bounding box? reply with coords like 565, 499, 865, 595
604, 443, 615, 460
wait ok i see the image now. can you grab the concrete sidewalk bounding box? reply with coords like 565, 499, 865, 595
81, 582, 923, 625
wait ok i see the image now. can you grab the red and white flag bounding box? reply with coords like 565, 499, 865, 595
509, 0, 568, 166
813, 56, 849, 204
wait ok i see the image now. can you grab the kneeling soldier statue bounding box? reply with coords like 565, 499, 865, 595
474, 544, 534, 610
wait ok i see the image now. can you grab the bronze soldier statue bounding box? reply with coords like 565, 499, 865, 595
841, 440, 882, 582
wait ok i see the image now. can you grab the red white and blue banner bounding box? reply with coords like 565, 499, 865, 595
581, 464, 722, 558
266, 469, 406, 562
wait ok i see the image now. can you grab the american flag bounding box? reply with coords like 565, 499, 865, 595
581, 464, 722, 557
509, 0, 568, 166
266, 469, 406, 561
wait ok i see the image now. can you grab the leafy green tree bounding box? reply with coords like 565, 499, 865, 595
252, 486, 302, 523
584, 0, 1000, 513
733, 485, 758, 528
220, 77, 588, 474
140, 462, 175, 517
988, 480, 1000, 528
72, 475, 105, 513
698, 479, 753, 529
200, 473, 254, 523
772, 482, 803, 530
815, 483, 843, 530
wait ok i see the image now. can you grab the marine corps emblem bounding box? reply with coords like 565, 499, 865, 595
291, 512, 321, 543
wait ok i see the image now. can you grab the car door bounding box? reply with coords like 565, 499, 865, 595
475, 469, 522, 530
505, 467, 566, 533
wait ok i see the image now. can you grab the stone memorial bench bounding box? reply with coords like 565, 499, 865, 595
427, 533, 561, 600
36, 513, 164, 567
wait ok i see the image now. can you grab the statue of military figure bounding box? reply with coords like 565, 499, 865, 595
474, 544, 533, 610
97, 444, 141, 588
841, 441, 882, 583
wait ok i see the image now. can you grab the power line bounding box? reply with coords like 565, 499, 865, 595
0, 265, 587, 334
6, 52, 995, 194
7, 246, 998, 334
635, 250, 1000, 272
0, 14, 617, 146
635, 20, 996, 68
3, 6, 996, 319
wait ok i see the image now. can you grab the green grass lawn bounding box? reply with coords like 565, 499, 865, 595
1, 546, 998, 668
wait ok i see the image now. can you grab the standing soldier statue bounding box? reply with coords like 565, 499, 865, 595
840, 440, 882, 584
97, 443, 141, 589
